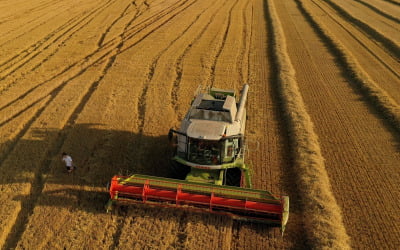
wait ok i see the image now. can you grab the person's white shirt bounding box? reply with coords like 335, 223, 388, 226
62, 155, 73, 167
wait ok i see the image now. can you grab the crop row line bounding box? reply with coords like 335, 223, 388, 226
0, 0, 65, 25
105, 0, 218, 245
354, 0, 400, 24
231, 0, 252, 89
241, 0, 253, 85
322, 0, 400, 59
0, 10, 79, 71
171, 0, 230, 119
116, 0, 189, 48
0, 0, 74, 48
311, 0, 400, 79
135, 0, 199, 137
0, 1, 144, 247
267, 0, 350, 248
97, 2, 136, 48
0, 0, 118, 93
382, 0, 400, 7
207, 0, 237, 88
0, 0, 216, 247
0, 0, 115, 73
0, 0, 182, 129
245, 5, 254, 85
0, 0, 191, 181
0, 56, 108, 248
299, 0, 400, 133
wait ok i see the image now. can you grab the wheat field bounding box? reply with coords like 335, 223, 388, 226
0, 0, 399, 249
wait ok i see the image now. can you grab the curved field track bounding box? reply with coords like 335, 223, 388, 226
0, 0, 399, 249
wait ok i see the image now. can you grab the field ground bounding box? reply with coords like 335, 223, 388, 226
0, 0, 399, 249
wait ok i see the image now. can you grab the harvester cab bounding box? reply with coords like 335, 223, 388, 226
107, 84, 289, 234
168, 84, 250, 188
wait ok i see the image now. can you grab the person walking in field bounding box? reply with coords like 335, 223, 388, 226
62, 152, 76, 173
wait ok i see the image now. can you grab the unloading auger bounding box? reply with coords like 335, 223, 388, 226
106, 84, 289, 233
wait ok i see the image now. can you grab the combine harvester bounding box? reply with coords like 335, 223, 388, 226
106, 84, 289, 233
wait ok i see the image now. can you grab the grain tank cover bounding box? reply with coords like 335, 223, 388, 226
189, 93, 237, 123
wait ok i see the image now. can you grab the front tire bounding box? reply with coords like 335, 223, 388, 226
225, 168, 242, 187
170, 160, 190, 180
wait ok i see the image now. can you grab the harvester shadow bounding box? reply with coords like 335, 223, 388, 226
2, 124, 174, 249
3, 124, 293, 248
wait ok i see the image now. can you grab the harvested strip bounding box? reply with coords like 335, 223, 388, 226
322, 0, 400, 58
282, 0, 400, 248
269, 0, 350, 248
327, 0, 400, 47
353, 0, 400, 24
231, 0, 306, 248
300, 0, 400, 135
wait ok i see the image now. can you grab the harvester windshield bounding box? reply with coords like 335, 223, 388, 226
188, 138, 239, 165
189, 139, 221, 165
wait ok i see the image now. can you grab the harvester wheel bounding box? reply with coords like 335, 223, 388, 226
170, 161, 190, 180
225, 168, 241, 187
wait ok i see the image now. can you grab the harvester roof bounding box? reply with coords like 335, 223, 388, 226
186, 119, 226, 140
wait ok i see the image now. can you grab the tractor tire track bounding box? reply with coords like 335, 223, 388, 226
4, 1, 205, 248
97, 5, 131, 48
0, 2, 147, 246
0, 0, 117, 87
2, 0, 141, 173
0, 0, 195, 156
208, 0, 239, 87
0, 2, 140, 242
0, 12, 82, 70
0, 0, 187, 139
0, 58, 111, 248
240, 0, 253, 85
117, 0, 192, 51
11, 2, 175, 245
135, 0, 207, 175
115, 0, 242, 248
27, 0, 122, 74
0, 0, 72, 47
0, 0, 169, 112
0, 0, 112, 69
170, 0, 229, 117
0, 0, 65, 25
115, 0, 187, 42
